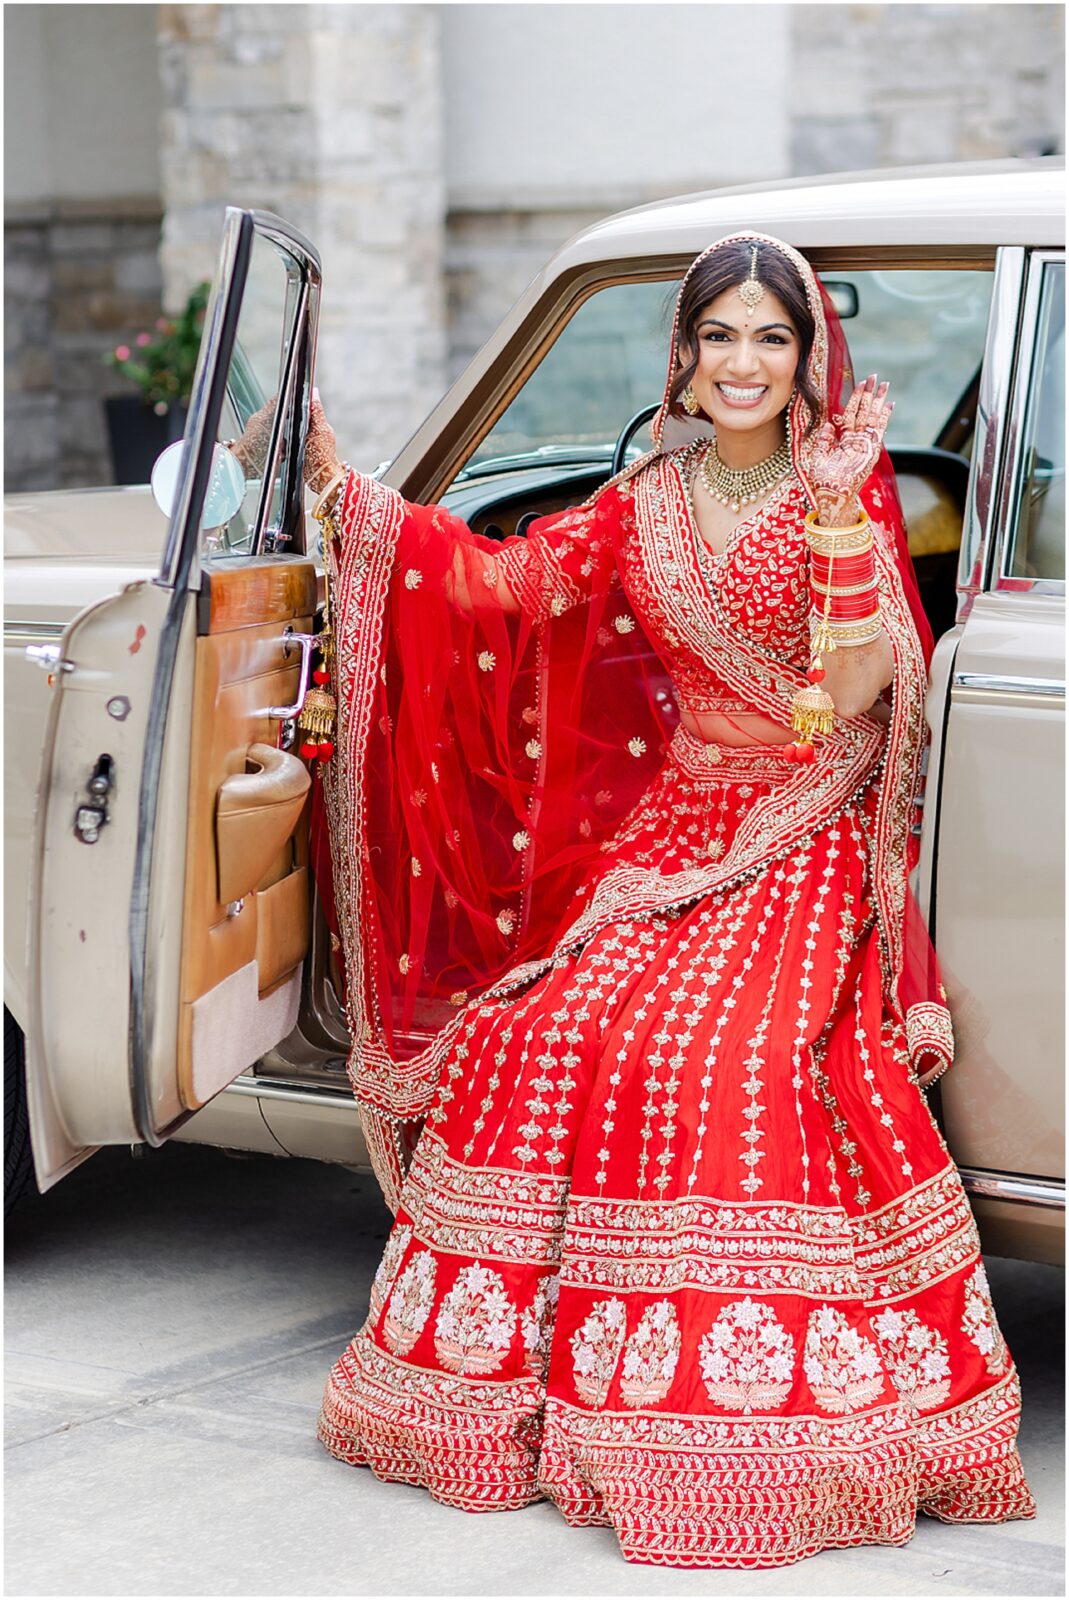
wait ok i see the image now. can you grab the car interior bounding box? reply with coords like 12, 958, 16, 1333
444, 389, 979, 651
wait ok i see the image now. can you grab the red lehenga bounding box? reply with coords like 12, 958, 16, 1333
312, 235, 1035, 1568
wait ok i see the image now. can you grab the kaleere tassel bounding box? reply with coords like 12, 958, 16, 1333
789, 505, 877, 761
300, 479, 345, 770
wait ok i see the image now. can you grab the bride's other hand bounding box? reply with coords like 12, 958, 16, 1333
229, 395, 277, 476
809, 374, 893, 526
305, 389, 343, 494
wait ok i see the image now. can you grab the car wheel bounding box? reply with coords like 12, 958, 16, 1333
4, 1008, 35, 1216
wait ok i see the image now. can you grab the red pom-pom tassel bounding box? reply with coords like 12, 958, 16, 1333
317, 740, 335, 762
299, 741, 319, 761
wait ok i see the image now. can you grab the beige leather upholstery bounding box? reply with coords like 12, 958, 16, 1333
216, 742, 310, 907
177, 559, 318, 1109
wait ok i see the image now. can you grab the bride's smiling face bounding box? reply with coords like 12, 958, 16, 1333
681, 285, 799, 438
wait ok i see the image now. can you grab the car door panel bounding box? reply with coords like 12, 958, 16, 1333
177, 559, 316, 1112
26, 578, 182, 1184
932, 594, 1065, 1183
25, 208, 323, 1189
922, 245, 1065, 1219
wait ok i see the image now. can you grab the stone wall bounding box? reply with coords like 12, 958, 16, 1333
445, 4, 1065, 389
157, 2, 446, 474
5, 199, 163, 492
4, 3, 1064, 490
789, 3, 1064, 173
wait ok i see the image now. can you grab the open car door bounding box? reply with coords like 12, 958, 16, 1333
26, 209, 323, 1190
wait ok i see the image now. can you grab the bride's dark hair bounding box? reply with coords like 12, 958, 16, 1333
670, 240, 822, 437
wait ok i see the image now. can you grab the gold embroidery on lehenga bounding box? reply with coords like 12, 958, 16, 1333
520, 1271, 560, 1379
802, 1305, 885, 1413
698, 1297, 796, 1413
571, 1299, 628, 1406
382, 1249, 437, 1356
433, 1262, 519, 1376
368, 1223, 413, 1324
871, 1306, 952, 1411
620, 1301, 682, 1408
961, 1263, 1009, 1376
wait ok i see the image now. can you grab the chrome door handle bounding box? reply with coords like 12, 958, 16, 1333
25, 643, 73, 673
264, 628, 317, 719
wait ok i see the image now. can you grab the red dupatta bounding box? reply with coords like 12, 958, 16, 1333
316, 234, 951, 1210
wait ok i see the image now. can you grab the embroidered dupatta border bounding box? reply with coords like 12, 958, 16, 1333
325, 460, 936, 1209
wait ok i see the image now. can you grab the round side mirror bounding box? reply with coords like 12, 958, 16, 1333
150, 440, 247, 530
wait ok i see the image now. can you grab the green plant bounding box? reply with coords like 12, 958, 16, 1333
105, 280, 210, 413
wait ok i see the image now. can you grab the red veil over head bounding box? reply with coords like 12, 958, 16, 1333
315, 233, 951, 1209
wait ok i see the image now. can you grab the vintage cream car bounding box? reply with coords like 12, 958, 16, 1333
4, 161, 1064, 1264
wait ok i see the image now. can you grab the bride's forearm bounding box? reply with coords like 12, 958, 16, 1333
820, 630, 894, 717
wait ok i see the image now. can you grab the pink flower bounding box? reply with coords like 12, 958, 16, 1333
135, 331, 151, 347
114, 344, 131, 361
155, 316, 171, 332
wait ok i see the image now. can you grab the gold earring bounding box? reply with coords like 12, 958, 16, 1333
681, 384, 700, 416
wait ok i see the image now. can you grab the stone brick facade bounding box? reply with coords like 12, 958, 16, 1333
157, 2, 446, 475
3, 3, 1063, 490
789, 4, 1064, 174
5, 199, 164, 492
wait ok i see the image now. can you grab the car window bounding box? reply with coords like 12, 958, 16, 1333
466, 280, 674, 473
460, 267, 994, 482
209, 233, 302, 556
825, 270, 993, 450
1004, 258, 1065, 584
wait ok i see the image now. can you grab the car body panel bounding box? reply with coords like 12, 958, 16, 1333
930, 592, 1065, 1185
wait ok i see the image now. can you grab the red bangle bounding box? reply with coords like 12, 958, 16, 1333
809, 550, 876, 580
818, 594, 881, 618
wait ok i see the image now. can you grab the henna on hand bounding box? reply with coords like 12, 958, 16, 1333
305, 395, 342, 494
229, 396, 278, 476
808, 374, 893, 524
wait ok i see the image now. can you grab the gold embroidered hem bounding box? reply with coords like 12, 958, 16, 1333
317, 740, 1034, 1568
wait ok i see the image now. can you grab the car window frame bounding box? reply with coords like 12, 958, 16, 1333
158, 210, 321, 589
389, 246, 997, 508
990, 247, 1065, 597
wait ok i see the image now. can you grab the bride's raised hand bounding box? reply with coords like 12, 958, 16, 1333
305, 390, 343, 495
808, 374, 893, 525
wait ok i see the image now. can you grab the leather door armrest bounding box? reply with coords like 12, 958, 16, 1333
215, 742, 310, 907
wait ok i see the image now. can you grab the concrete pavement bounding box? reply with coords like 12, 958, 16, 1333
4, 1141, 1064, 1597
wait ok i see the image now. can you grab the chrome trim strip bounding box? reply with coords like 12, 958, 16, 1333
224, 1073, 356, 1110
956, 248, 1026, 618
3, 621, 67, 640
249, 276, 307, 557
158, 208, 250, 592
995, 250, 1065, 589
960, 1168, 1066, 1210
952, 671, 1066, 697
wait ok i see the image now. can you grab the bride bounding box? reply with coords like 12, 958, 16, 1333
295, 232, 1034, 1568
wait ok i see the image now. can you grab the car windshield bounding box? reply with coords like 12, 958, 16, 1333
459, 267, 995, 478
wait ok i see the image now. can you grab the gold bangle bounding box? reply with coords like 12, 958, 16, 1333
312, 465, 349, 521
812, 610, 884, 647
810, 577, 880, 598
805, 525, 873, 558
805, 507, 869, 536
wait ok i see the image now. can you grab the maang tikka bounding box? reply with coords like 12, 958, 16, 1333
737, 246, 765, 315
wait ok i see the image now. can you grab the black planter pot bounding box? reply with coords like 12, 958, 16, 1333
105, 396, 187, 487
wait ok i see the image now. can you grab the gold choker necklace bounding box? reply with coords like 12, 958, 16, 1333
700, 438, 792, 513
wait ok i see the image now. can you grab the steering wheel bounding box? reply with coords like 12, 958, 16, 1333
611, 403, 660, 478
